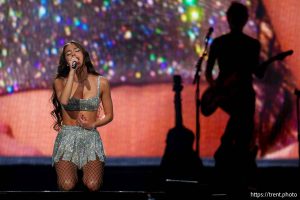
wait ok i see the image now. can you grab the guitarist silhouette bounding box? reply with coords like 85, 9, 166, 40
201, 50, 293, 117
160, 75, 202, 182
203, 2, 281, 190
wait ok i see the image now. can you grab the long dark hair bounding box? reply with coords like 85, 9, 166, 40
51, 41, 99, 131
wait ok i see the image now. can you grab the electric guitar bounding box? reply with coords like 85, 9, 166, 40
201, 50, 293, 117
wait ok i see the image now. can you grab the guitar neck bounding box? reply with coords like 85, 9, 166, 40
174, 92, 183, 127
256, 50, 293, 78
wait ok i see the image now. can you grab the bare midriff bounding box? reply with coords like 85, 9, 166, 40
62, 110, 97, 126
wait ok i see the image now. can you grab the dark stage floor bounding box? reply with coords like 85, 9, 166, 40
0, 162, 299, 200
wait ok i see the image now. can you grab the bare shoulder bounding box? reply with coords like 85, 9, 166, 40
87, 74, 100, 88
88, 74, 99, 82
54, 76, 64, 81
99, 76, 110, 89
53, 77, 65, 94
54, 77, 65, 86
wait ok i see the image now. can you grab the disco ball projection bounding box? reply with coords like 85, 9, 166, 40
0, 0, 298, 163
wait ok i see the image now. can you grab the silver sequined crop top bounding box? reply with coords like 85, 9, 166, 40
62, 76, 101, 111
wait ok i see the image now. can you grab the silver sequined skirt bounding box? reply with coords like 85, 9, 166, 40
52, 125, 106, 169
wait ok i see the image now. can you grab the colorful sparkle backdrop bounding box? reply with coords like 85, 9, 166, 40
0, 0, 261, 91
0, 0, 298, 162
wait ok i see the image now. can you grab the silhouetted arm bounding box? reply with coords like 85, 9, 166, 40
205, 41, 217, 86
255, 58, 272, 79
252, 41, 264, 79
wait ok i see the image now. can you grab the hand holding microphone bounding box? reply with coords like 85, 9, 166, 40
69, 57, 78, 70
71, 60, 77, 69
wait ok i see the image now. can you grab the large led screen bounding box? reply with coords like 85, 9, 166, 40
0, 0, 298, 165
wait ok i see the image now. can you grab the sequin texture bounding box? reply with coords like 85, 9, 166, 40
52, 125, 106, 169
62, 76, 101, 111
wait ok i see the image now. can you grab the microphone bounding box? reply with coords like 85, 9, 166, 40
71, 61, 77, 69
205, 27, 214, 43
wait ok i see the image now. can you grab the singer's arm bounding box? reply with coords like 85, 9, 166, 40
205, 40, 217, 86
54, 69, 76, 105
92, 78, 114, 128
